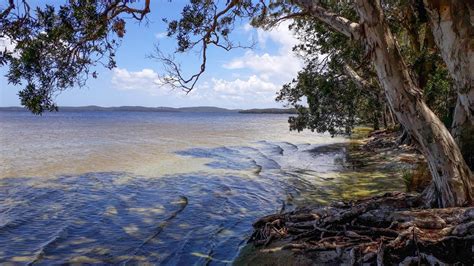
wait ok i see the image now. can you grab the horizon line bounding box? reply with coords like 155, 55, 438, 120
0, 105, 294, 110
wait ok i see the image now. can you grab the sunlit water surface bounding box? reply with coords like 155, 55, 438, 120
0, 111, 402, 264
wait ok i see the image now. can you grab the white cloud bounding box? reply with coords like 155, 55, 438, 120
211, 21, 301, 106
223, 50, 301, 81
111, 68, 167, 95
110, 68, 283, 108
224, 21, 302, 83
212, 75, 277, 95
110, 21, 301, 108
155, 32, 168, 39
0, 36, 19, 58
187, 75, 279, 107
0, 37, 15, 51
243, 21, 298, 51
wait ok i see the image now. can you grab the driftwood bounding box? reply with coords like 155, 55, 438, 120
249, 192, 474, 264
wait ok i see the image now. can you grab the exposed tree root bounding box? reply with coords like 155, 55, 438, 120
249, 192, 474, 264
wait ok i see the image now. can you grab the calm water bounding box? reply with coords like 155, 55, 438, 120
0, 111, 402, 264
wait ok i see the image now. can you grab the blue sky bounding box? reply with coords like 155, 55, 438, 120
0, 1, 302, 109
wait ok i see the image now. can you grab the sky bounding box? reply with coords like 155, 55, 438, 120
0, 1, 302, 109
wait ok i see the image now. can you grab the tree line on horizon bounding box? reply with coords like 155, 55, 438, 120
0, 0, 472, 208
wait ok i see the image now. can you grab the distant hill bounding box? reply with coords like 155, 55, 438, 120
0, 106, 294, 114
60, 106, 182, 112
176, 106, 239, 113
0, 106, 180, 112
0, 106, 26, 112
239, 108, 297, 114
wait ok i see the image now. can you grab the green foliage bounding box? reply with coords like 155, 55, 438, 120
1, 1, 143, 114
423, 63, 455, 126
275, 0, 457, 136
276, 1, 383, 136
277, 65, 362, 136
388, 2, 456, 126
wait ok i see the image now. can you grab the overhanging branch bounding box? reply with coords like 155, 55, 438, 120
343, 64, 380, 98
292, 0, 360, 40
154, 0, 248, 93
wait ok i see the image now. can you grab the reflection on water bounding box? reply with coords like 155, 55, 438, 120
0, 111, 403, 264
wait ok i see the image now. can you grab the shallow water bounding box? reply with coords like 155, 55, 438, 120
0, 111, 402, 264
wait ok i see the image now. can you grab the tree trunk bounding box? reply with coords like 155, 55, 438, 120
452, 99, 474, 169
355, 0, 473, 207
423, 0, 474, 170
385, 103, 396, 128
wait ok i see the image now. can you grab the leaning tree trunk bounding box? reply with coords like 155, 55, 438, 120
452, 100, 474, 169
355, 0, 473, 207
423, 0, 474, 170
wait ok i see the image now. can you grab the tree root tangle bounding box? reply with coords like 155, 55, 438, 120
249, 192, 474, 265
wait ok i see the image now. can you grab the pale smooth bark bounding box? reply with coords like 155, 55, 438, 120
452, 98, 474, 169
423, 0, 474, 169
354, 0, 473, 207
343, 64, 370, 89
293, 0, 360, 40
343, 64, 378, 98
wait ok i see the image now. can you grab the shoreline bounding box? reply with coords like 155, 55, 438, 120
234, 129, 473, 265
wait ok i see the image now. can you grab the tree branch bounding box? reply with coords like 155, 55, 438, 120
110, 0, 151, 21
292, 0, 360, 40
343, 64, 380, 98
0, 0, 15, 19
155, 0, 246, 93
343, 64, 370, 89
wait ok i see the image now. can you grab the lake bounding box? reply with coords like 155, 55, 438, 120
0, 111, 400, 264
